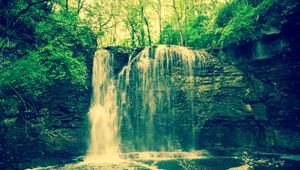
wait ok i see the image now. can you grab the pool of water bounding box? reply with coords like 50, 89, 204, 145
28, 151, 300, 170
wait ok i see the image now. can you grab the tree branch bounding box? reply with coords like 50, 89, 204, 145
11, 0, 50, 28
1, 0, 50, 38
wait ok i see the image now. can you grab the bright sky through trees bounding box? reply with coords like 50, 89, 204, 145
64, 0, 229, 47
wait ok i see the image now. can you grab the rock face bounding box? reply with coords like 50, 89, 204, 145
1, 84, 91, 170
174, 59, 269, 149
108, 41, 300, 152
0, 42, 96, 169
210, 26, 300, 151
104, 46, 143, 75
202, 24, 300, 150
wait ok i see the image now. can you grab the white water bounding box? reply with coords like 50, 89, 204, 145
29, 151, 210, 170
85, 46, 209, 160
85, 50, 120, 162
118, 45, 208, 151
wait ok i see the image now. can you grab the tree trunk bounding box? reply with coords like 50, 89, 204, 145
138, 0, 145, 46
183, 0, 188, 46
125, 15, 137, 47
158, 0, 162, 43
144, 16, 152, 46
77, 0, 81, 13
140, 1, 152, 46
172, 0, 184, 46
66, 0, 68, 12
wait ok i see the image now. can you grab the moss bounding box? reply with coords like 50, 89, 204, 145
3, 117, 18, 126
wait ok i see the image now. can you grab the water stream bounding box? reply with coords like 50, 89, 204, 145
84, 50, 120, 162
84, 45, 210, 165
117, 45, 208, 152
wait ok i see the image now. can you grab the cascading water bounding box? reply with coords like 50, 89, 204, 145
85, 50, 120, 162
85, 45, 208, 158
118, 45, 208, 152
33, 46, 253, 169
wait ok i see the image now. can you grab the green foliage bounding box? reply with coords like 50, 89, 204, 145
1, 97, 20, 116
216, 0, 298, 47
159, 24, 181, 45
215, 2, 234, 27
218, 2, 258, 47
158, 0, 298, 49
185, 15, 221, 48
1, 55, 49, 97
0, 1, 96, 119
1, 12, 90, 95
29, 43, 87, 86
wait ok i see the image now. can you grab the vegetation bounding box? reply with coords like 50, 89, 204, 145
159, 0, 299, 49
0, 0, 96, 142
0, 0, 299, 167
38, 0, 297, 49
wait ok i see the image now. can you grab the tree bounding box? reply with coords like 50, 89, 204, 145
77, 0, 86, 14
139, 0, 152, 46
66, 0, 68, 11
84, 0, 118, 46
157, 0, 163, 42
172, 0, 184, 46
121, 0, 152, 47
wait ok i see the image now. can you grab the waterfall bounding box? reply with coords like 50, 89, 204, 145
85, 45, 209, 160
85, 50, 120, 162
118, 45, 208, 152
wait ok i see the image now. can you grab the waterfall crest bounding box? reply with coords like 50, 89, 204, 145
85, 50, 120, 162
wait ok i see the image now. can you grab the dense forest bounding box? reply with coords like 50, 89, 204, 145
1, 0, 300, 169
